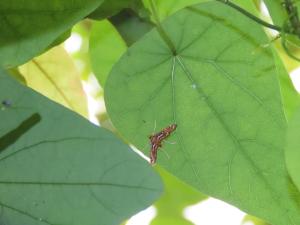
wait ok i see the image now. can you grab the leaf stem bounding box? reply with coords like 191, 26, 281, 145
149, 0, 177, 55
216, 0, 283, 32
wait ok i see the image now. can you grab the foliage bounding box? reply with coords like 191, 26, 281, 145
105, 2, 300, 224
1, 0, 300, 225
0, 69, 162, 225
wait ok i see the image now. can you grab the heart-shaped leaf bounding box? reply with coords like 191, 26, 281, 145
105, 2, 300, 224
0, 69, 162, 225
0, 0, 103, 68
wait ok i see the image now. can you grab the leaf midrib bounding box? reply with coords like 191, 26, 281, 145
31, 59, 74, 110
0, 181, 159, 191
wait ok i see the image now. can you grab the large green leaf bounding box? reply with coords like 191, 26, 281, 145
105, 2, 300, 224
142, 0, 256, 21
89, 20, 127, 86
0, 69, 162, 225
19, 46, 88, 117
286, 107, 300, 192
142, 0, 208, 20
0, 0, 103, 68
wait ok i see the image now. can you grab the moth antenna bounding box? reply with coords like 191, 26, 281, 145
160, 147, 170, 160
164, 140, 177, 145
153, 119, 157, 133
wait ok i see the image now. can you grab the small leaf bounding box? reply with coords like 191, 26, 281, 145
0, 69, 163, 225
105, 2, 300, 224
19, 46, 88, 117
89, 20, 127, 86
0, 0, 103, 68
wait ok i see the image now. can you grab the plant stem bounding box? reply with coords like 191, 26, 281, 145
216, 0, 283, 32
149, 0, 177, 55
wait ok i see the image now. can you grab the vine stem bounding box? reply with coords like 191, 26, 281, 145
218, 0, 300, 62
149, 0, 177, 55
216, 0, 283, 32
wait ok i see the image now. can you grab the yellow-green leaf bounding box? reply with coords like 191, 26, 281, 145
20, 46, 88, 117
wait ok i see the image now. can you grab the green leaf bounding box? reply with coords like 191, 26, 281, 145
105, 2, 300, 224
19, 46, 88, 117
286, 107, 300, 192
7, 68, 27, 85
89, 20, 127, 86
110, 11, 154, 46
151, 167, 206, 225
143, 0, 259, 22
272, 49, 300, 119
0, 0, 103, 68
88, 0, 145, 20
0, 69, 163, 225
47, 29, 72, 50
142, 0, 208, 20
263, 0, 287, 27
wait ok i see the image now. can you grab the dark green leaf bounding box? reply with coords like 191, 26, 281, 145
88, 0, 145, 20
110, 10, 154, 46
0, 0, 103, 68
0, 69, 162, 225
7, 68, 27, 85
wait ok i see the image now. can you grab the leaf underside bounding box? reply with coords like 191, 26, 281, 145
0, 0, 103, 68
0, 70, 162, 225
105, 2, 300, 225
